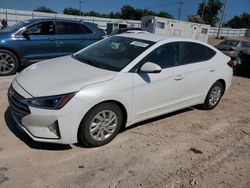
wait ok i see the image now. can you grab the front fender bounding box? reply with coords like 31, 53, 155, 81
75, 72, 133, 125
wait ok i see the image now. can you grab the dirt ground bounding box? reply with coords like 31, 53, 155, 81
0, 74, 250, 188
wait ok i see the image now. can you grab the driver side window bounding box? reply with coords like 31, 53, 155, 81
140, 42, 181, 69
26, 21, 55, 35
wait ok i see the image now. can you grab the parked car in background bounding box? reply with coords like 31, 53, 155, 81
0, 18, 105, 76
215, 39, 250, 63
8, 33, 233, 147
108, 27, 142, 36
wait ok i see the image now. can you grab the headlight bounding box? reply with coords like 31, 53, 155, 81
21, 92, 76, 110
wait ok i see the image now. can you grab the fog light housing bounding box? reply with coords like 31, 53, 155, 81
48, 121, 61, 138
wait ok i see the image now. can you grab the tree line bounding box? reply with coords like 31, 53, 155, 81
33, 1, 250, 28
34, 5, 173, 20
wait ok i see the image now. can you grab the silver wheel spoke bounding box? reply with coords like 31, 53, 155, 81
105, 127, 114, 134
101, 111, 107, 120
106, 116, 115, 126
90, 122, 101, 133
95, 114, 104, 122
100, 131, 105, 140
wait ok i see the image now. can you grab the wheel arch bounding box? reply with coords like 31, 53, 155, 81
216, 79, 226, 95
0, 47, 20, 64
77, 99, 128, 142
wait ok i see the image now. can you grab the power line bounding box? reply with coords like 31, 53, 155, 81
79, 0, 82, 16
217, 0, 228, 38
201, 0, 206, 19
178, 0, 184, 20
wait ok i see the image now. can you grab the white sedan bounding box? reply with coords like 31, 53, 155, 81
8, 33, 233, 147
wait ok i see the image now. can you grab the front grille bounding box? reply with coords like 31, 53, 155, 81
8, 85, 31, 124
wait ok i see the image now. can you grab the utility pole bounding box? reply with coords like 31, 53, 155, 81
178, 0, 184, 20
79, 0, 82, 16
201, 0, 206, 19
217, 0, 228, 38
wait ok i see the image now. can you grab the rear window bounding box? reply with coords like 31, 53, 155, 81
182, 42, 216, 64
219, 40, 239, 46
241, 41, 250, 48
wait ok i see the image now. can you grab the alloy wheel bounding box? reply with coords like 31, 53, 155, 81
89, 110, 118, 141
208, 86, 222, 106
0, 52, 15, 74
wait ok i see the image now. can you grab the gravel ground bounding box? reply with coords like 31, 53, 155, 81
0, 75, 250, 188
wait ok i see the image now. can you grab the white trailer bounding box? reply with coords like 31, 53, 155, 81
141, 16, 210, 43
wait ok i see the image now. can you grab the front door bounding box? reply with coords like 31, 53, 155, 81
20, 21, 58, 62
132, 42, 186, 121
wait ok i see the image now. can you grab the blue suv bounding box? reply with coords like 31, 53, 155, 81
0, 18, 105, 76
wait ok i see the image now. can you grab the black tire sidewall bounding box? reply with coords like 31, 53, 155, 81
0, 49, 19, 76
78, 102, 123, 147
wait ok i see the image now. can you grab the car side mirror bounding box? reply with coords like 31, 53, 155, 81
139, 62, 162, 73
22, 30, 30, 40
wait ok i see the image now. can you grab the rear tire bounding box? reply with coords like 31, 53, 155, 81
78, 102, 123, 147
202, 81, 224, 110
0, 49, 19, 76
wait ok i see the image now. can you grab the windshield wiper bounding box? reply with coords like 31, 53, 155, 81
72, 54, 105, 69
72, 54, 90, 64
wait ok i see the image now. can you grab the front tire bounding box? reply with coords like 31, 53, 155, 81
0, 49, 19, 76
78, 102, 123, 147
202, 81, 224, 110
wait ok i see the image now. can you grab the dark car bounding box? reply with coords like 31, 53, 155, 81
0, 18, 105, 76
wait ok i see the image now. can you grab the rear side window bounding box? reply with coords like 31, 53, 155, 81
241, 41, 250, 48
182, 42, 216, 64
56, 22, 92, 35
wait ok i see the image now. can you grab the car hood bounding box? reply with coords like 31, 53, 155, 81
16, 56, 116, 97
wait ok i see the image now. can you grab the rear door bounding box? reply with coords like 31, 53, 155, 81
179, 42, 217, 105
54, 21, 96, 56
20, 21, 58, 62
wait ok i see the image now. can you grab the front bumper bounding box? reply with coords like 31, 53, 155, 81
8, 80, 82, 144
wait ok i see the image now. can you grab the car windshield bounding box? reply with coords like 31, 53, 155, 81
219, 40, 239, 46
74, 36, 154, 71
0, 20, 31, 33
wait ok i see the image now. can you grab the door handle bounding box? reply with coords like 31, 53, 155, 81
209, 68, 215, 72
174, 75, 184, 81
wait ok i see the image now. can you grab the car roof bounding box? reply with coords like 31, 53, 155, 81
119, 33, 189, 42
25, 18, 88, 24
